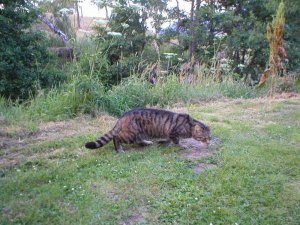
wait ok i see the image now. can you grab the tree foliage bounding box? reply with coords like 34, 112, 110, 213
162, 0, 299, 82
1, 0, 299, 100
0, 0, 65, 100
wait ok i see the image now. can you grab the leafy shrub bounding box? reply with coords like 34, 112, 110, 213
0, 1, 66, 100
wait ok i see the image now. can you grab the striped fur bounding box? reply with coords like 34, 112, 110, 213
85, 108, 211, 152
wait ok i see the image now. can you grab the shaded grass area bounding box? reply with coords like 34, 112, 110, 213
0, 97, 299, 224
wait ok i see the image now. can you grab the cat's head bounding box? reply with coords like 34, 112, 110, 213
192, 121, 211, 145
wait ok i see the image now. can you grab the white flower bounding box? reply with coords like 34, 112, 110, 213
59, 8, 73, 15
78, 29, 92, 34
216, 33, 227, 38
94, 0, 105, 4
122, 23, 130, 28
112, 2, 121, 7
59, 8, 69, 14
107, 32, 122, 37
163, 53, 177, 56
163, 53, 177, 59
129, 4, 144, 10
93, 19, 109, 25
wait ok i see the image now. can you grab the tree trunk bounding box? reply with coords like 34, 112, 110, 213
175, 0, 183, 56
105, 6, 108, 19
75, 0, 81, 28
38, 15, 69, 44
188, 0, 195, 60
192, 0, 201, 56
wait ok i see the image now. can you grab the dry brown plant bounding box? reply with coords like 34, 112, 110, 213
258, 1, 287, 97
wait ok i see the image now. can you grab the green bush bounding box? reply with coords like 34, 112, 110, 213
0, 0, 66, 100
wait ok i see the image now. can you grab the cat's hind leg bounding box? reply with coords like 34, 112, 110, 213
113, 137, 125, 153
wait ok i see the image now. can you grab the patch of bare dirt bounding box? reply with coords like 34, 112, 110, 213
179, 138, 212, 159
193, 163, 217, 174
0, 155, 19, 168
34, 115, 116, 141
0, 114, 116, 168
121, 213, 145, 225
2, 207, 10, 216
120, 208, 147, 225
0, 136, 24, 150
28, 147, 68, 161
0, 136, 24, 167
274, 92, 299, 99
180, 148, 212, 160
179, 138, 220, 174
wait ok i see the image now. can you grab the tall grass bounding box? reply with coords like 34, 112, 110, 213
0, 74, 265, 126
0, 70, 266, 126
102, 75, 262, 115
0, 74, 105, 124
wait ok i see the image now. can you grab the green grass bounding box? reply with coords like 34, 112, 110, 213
0, 97, 299, 224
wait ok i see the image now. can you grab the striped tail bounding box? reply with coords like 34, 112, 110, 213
85, 128, 117, 149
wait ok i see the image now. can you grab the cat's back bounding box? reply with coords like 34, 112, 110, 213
117, 108, 185, 137
119, 108, 176, 122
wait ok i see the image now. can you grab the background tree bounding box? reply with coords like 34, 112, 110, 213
132, 0, 168, 36
162, 1, 190, 56
88, 3, 149, 87
36, 0, 77, 40
93, 0, 116, 19
0, 0, 65, 100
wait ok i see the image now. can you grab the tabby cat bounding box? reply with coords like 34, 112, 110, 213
85, 108, 211, 153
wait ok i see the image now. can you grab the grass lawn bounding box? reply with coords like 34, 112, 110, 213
0, 96, 299, 224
